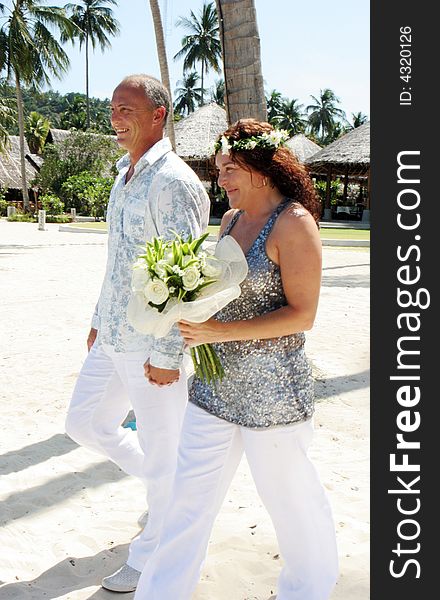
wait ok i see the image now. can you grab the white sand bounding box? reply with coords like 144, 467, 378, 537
0, 221, 369, 599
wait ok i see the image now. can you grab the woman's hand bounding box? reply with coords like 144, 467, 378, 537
178, 318, 227, 347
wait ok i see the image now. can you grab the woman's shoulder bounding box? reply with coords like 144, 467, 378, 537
275, 200, 320, 242
219, 208, 239, 236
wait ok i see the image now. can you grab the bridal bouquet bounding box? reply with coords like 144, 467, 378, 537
127, 231, 248, 384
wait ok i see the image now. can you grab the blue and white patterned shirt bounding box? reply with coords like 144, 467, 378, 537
92, 137, 210, 369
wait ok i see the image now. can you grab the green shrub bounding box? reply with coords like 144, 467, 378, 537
40, 192, 65, 215
60, 172, 113, 214
34, 130, 122, 196
86, 179, 113, 219
7, 213, 37, 222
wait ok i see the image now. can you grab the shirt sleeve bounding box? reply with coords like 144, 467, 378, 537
91, 301, 100, 330
149, 178, 210, 370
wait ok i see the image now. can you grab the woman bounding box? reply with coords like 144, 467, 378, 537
135, 119, 338, 600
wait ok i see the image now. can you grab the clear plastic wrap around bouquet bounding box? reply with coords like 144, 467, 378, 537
127, 231, 248, 385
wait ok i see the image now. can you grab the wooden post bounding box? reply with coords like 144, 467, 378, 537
323, 166, 332, 220
362, 168, 371, 222
343, 166, 349, 204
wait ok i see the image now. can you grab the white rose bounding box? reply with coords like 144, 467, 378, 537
144, 278, 170, 305
220, 135, 231, 156
132, 266, 151, 292
201, 256, 222, 278
182, 265, 202, 291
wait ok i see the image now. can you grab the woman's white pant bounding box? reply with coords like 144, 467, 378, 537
65, 342, 187, 572
135, 403, 338, 600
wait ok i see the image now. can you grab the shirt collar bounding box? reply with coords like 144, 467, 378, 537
116, 137, 172, 173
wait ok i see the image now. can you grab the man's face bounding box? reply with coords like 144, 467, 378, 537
110, 83, 162, 155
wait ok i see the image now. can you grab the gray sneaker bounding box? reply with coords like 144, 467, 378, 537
101, 563, 141, 592
137, 510, 149, 527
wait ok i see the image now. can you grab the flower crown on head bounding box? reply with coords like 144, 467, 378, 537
213, 128, 290, 155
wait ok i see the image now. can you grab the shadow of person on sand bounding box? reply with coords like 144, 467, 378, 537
0, 544, 133, 600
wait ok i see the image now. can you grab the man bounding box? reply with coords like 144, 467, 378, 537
65, 74, 210, 592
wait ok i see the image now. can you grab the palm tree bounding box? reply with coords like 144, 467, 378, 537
210, 78, 225, 106
351, 111, 368, 129
174, 72, 202, 116
25, 111, 50, 153
266, 89, 283, 123
63, 1, 120, 129
59, 94, 88, 130
0, 0, 75, 211
306, 88, 346, 141
0, 92, 16, 152
174, 1, 221, 105
215, 0, 266, 123
272, 98, 307, 135
148, 0, 175, 148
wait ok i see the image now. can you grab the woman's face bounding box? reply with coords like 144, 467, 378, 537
215, 152, 264, 209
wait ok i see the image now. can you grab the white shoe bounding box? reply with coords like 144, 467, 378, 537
101, 563, 141, 592
137, 510, 149, 527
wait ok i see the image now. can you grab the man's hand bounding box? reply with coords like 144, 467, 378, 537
144, 360, 180, 387
87, 328, 98, 352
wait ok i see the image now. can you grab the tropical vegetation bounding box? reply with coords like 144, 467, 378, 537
0, 0, 76, 210
62, 0, 120, 129
174, 1, 221, 106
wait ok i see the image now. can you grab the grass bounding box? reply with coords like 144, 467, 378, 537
68, 222, 370, 241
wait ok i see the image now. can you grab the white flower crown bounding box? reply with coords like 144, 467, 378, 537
213, 128, 290, 155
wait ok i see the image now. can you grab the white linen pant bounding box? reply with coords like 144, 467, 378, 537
135, 403, 338, 600
65, 342, 188, 572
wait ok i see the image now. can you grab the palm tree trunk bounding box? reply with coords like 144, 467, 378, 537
200, 61, 204, 106
215, 0, 267, 124
14, 71, 30, 212
85, 32, 90, 129
149, 0, 175, 149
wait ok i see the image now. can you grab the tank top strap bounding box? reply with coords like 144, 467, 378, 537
258, 197, 291, 243
220, 210, 242, 239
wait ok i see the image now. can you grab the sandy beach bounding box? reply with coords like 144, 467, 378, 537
0, 220, 369, 600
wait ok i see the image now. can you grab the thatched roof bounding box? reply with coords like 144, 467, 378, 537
305, 122, 370, 177
0, 136, 39, 190
46, 128, 72, 145
286, 134, 321, 163
175, 103, 227, 160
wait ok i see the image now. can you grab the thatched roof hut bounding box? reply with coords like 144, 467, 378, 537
305, 122, 370, 220
305, 122, 370, 177
46, 128, 72, 146
0, 136, 39, 191
175, 103, 227, 180
286, 134, 321, 163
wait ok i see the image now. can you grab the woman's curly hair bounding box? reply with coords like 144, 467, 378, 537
217, 119, 321, 222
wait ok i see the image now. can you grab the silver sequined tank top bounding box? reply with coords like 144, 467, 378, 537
189, 200, 315, 428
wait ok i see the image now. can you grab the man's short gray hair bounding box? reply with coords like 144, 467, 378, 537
120, 74, 170, 126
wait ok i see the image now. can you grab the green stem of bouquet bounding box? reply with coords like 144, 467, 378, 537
190, 344, 224, 386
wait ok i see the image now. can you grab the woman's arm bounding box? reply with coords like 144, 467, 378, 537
179, 207, 322, 345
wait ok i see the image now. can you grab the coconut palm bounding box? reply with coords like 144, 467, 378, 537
351, 111, 368, 129
306, 88, 346, 141
266, 89, 283, 123
25, 110, 50, 153
272, 98, 307, 135
174, 71, 202, 116
0, 92, 16, 152
215, 0, 266, 122
0, 0, 75, 211
59, 94, 88, 130
210, 78, 224, 106
174, 1, 221, 105
63, 1, 120, 129
148, 0, 175, 148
